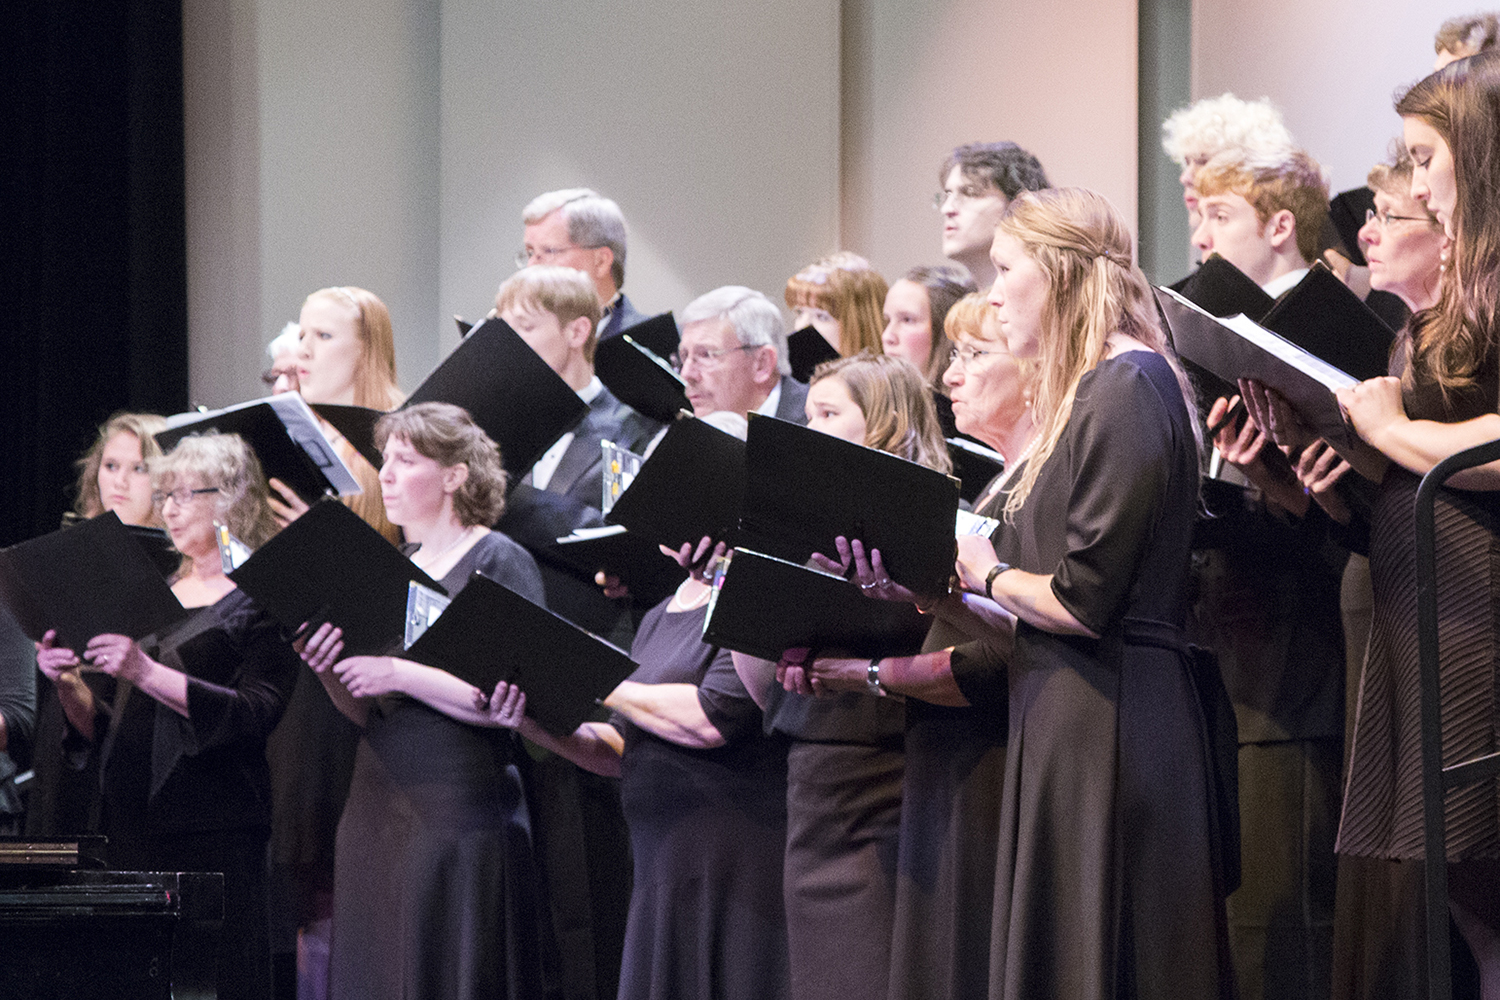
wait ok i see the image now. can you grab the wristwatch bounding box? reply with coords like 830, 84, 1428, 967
984, 562, 1012, 600
867, 657, 887, 697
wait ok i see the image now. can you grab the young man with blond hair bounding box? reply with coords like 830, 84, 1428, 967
1191, 147, 1330, 297
492, 264, 658, 1000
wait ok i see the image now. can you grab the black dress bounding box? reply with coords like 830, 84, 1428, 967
887, 479, 1013, 1000
96, 587, 300, 1000
329, 531, 550, 1000
959, 352, 1231, 999
1339, 341, 1500, 860
615, 597, 790, 1000
762, 682, 904, 1000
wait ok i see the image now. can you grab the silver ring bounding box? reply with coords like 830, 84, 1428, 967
860, 581, 877, 590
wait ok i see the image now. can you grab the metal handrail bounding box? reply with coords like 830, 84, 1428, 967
1414, 437, 1500, 1000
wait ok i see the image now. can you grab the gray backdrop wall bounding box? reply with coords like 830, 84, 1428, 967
184, 0, 1471, 407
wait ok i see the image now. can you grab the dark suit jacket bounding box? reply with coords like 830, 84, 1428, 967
498, 385, 661, 640
597, 292, 648, 342
772, 373, 810, 425
544, 385, 660, 510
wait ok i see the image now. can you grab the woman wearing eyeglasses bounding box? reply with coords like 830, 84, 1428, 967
780, 298, 1035, 999
805, 189, 1231, 999
35, 432, 298, 1000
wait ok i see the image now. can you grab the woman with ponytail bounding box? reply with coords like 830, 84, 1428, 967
807, 186, 1229, 998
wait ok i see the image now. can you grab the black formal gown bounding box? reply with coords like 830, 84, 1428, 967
329, 531, 551, 1000
962, 352, 1232, 999
614, 597, 790, 1000
95, 587, 300, 1000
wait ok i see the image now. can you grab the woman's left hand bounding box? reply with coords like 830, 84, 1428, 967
954, 533, 1002, 596
1336, 376, 1407, 447
266, 477, 311, 528
83, 634, 156, 683
331, 656, 402, 698
478, 681, 528, 728
841, 537, 926, 605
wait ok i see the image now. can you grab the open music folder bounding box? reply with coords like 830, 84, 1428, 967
157, 394, 363, 505
603, 417, 747, 552
0, 513, 186, 650
228, 499, 444, 656
701, 548, 930, 661
739, 414, 962, 596
403, 571, 637, 737
593, 322, 692, 425
1155, 286, 1359, 450
404, 315, 589, 481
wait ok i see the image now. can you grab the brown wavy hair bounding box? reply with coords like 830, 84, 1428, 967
995, 188, 1200, 518
375, 403, 508, 527
1395, 51, 1500, 399
809, 352, 951, 474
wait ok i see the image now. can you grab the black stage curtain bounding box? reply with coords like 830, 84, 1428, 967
1, 0, 189, 547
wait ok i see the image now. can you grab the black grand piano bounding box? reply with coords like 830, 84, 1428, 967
0, 838, 223, 999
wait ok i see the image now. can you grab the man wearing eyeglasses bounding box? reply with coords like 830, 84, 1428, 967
936, 142, 1050, 290
519, 188, 648, 342
675, 286, 808, 425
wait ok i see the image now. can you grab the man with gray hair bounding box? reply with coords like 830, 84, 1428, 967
675, 285, 808, 425
520, 188, 647, 340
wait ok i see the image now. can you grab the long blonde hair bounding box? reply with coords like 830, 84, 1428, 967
74, 412, 167, 522
998, 188, 1200, 517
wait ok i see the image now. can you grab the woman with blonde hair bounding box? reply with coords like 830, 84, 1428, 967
806, 187, 1229, 998
785, 251, 889, 358
28, 411, 170, 841
70, 412, 168, 527
806, 351, 952, 474
270, 284, 404, 539
36, 432, 299, 1000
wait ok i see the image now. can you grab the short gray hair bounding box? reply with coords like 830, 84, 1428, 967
679, 286, 789, 377
522, 188, 629, 290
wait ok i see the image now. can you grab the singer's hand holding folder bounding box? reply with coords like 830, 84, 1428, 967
1155, 286, 1359, 450
701, 549, 930, 661
403, 571, 637, 737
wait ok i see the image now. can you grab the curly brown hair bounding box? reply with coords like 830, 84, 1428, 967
375, 403, 509, 526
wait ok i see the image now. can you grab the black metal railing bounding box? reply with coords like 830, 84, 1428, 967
1415, 437, 1500, 1000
